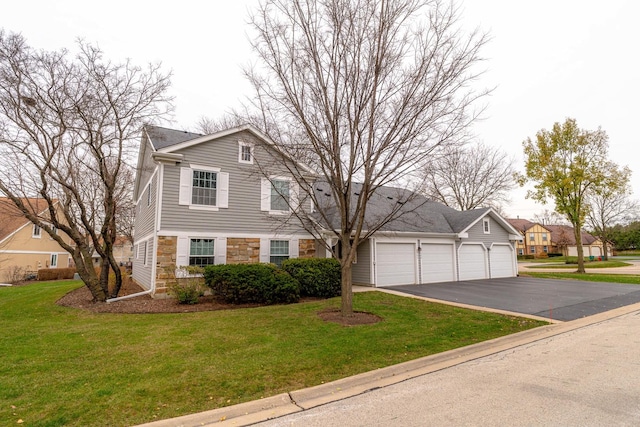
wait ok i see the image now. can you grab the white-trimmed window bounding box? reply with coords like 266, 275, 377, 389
49, 225, 58, 240
32, 224, 41, 238
270, 240, 289, 266
50, 253, 58, 268
142, 241, 148, 266
483, 218, 490, 234
542, 232, 548, 242
189, 238, 215, 267
518, 248, 524, 256
529, 232, 535, 242
179, 166, 229, 210
238, 141, 254, 164
530, 246, 536, 254
135, 244, 139, 260
146, 183, 152, 206
261, 177, 298, 213
543, 245, 549, 253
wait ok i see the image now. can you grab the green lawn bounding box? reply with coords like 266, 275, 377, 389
0, 281, 546, 427
526, 260, 631, 269
521, 271, 640, 284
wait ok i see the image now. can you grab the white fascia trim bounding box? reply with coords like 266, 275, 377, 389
0, 250, 69, 255
135, 168, 159, 206
156, 230, 314, 240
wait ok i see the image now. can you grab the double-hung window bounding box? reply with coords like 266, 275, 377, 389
179, 166, 229, 210
32, 224, 41, 238
542, 232, 548, 242
192, 170, 217, 206
271, 180, 290, 211
270, 240, 289, 267
50, 253, 58, 268
238, 141, 254, 164
189, 238, 215, 267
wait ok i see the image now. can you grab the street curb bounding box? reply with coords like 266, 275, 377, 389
135, 301, 640, 427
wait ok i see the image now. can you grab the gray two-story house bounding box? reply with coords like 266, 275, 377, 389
132, 124, 521, 298
132, 124, 318, 297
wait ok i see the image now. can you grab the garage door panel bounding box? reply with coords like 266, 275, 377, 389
377, 243, 416, 286
459, 244, 487, 281
490, 245, 515, 278
421, 243, 455, 283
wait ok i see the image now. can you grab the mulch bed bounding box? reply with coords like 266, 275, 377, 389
55, 281, 382, 325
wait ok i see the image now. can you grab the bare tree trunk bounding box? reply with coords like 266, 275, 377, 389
602, 240, 609, 261
574, 227, 585, 273
340, 262, 354, 317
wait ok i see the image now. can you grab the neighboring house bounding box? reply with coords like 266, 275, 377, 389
91, 236, 134, 267
132, 124, 318, 297
506, 218, 608, 258
0, 198, 73, 282
313, 184, 522, 287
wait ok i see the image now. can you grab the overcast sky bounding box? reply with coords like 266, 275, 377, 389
3, 0, 638, 220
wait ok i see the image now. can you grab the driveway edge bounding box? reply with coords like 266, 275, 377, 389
136, 301, 640, 427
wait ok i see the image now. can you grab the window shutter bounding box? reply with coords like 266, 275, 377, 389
290, 239, 299, 258
260, 178, 271, 211
259, 238, 270, 263
218, 172, 229, 208
290, 182, 299, 211
215, 237, 227, 265
176, 236, 189, 267
179, 168, 192, 206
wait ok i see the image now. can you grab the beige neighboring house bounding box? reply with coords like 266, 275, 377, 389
506, 218, 609, 258
0, 198, 73, 282
92, 236, 134, 267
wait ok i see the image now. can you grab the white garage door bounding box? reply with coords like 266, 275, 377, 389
458, 244, 488, 281
377, 243, 416, 286
591, 246, 602, 256
490, 245, 515, 278
421, 243, 456, 283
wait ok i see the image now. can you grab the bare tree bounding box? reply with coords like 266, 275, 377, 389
533, 209, 566, 226
247, 0, 488, 315
422, 142, 514, 211
0, 31, 172, 301
586, 165, 638, 260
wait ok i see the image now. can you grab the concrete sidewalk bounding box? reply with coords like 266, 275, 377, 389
136, 299, 640, 427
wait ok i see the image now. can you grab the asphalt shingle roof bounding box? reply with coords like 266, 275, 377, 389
313, 182, 488, 234
146, 125, 203, 150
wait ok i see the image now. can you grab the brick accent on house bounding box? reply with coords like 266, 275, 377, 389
299, 239, 316, 258
154, 236, 177, 298
227, 238, 261, 264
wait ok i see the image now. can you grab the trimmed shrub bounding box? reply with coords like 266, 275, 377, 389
517, 255, 535, 261
547, 253, 563, 258
166, 266, 206, 305
282, 257, 341, 298
37, 267, 76, 281
204, 263, 299, 305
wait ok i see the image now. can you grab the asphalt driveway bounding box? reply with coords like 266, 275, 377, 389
384, 277, 640, 321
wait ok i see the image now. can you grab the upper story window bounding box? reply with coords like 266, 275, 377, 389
146, 183, 152, 206
529, 232, 535, 242
261, 177, 297, 214
32, 224, 41, 238
271, 180, 290, 211
238, 141, 254, 164
483, 218, 490, 234
542, 232, 548, 241
192, 170, 217, 206
179, 165, 229, 210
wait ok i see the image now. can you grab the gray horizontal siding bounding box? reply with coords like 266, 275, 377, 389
352, 239, 372, 285
133, 173, 157, 240
131, 238, 153, 290
159, 130, 308, 235
463, 216, 510, 245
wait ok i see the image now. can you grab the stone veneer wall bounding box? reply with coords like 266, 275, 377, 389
154, 236, 177, 298
298, 239, 316, 258
227, 238, 261, 263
